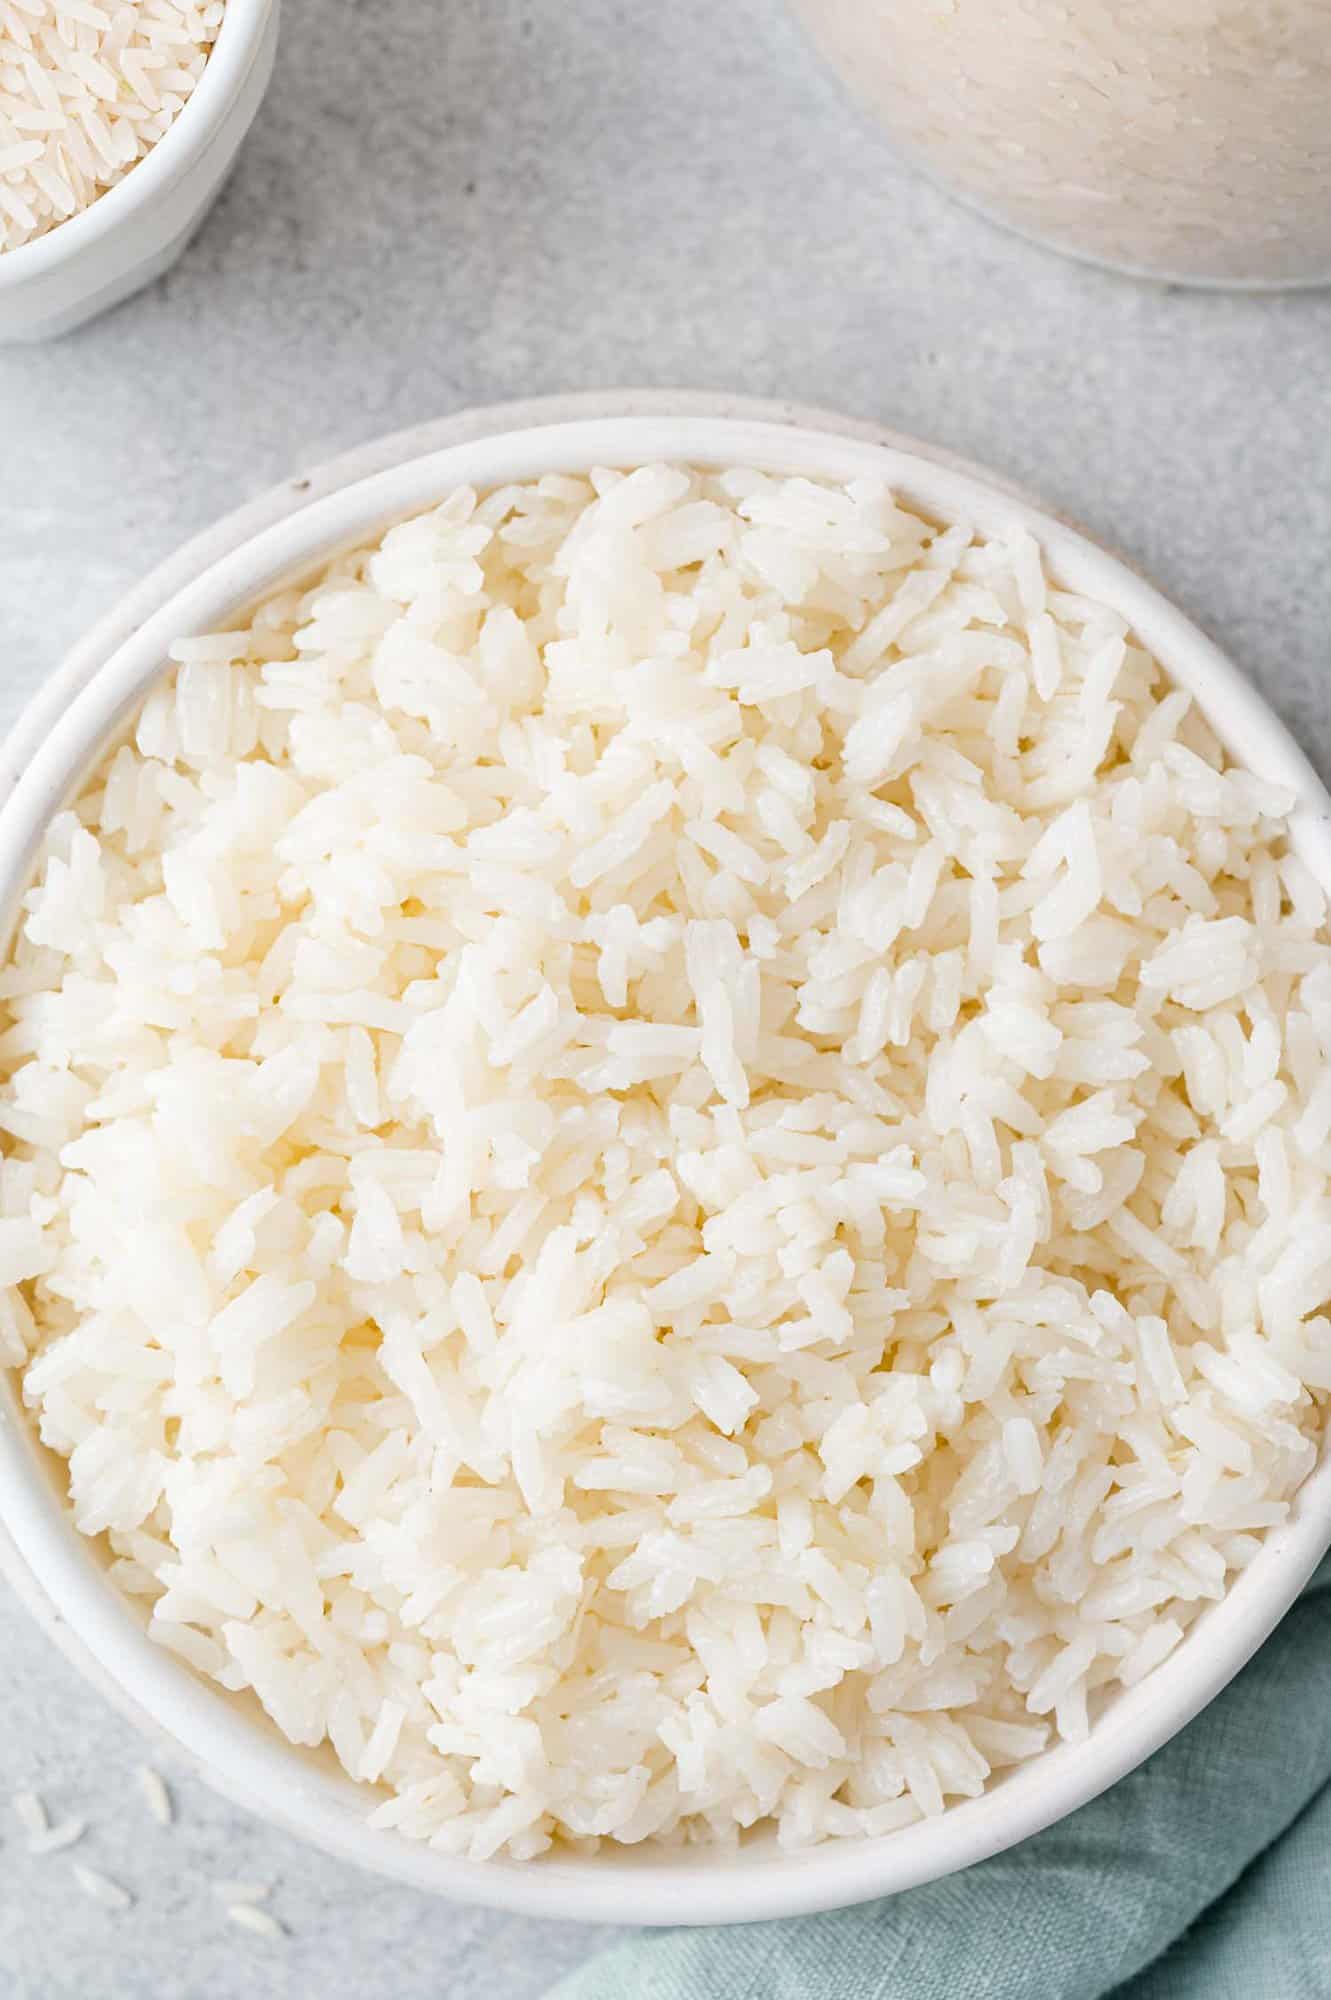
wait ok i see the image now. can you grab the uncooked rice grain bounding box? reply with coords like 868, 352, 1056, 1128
28, 1816, 88, 1854
72, 1864, 132, 1910
0, 0, 224, 253
212, 1879, 272, 1903
226, 1904, 286, 1939
12, 1788, 47, 1836
5, 464, 1330, 1859
136, 1764, 172, 1825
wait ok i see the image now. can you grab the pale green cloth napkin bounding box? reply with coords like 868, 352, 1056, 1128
550, 1557, 1331, 2000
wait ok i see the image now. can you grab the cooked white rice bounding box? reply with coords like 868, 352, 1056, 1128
0, 0, 223, 254
4, 464, 1329, 1859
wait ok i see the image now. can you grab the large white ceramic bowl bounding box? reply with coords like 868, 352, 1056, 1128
2, 393, 1330, 1925
0, 0, 278, 344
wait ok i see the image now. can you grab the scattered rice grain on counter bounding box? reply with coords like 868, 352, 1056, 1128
0, 0, 224, 253
28, 1816, 88, 1854
12, 1788, 47, 1836
226, 1904, 286, 1940
136, 1763, 173, 1825
4, 464, 1330, 1858
72, 1864, 133, 1911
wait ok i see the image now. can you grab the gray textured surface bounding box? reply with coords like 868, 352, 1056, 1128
1, 0, 1330, 1993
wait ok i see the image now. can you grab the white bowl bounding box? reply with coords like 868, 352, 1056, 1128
2, 392, 1330, 1925
0, 0, 278, 344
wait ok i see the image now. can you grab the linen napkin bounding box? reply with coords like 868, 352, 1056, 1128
550, 1556, 1331, 2000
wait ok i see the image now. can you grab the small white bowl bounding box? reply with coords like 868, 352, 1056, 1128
0, 0, 278, 344
2, 392, 1330, 1925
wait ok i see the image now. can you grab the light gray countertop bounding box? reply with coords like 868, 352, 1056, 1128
2, 0, 1330, 1993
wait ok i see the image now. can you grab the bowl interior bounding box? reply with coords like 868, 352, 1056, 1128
3, 408, 1330, 1926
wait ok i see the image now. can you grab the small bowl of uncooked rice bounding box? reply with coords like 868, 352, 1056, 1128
0, 0, 276, 340
2, 401, 1330, 1925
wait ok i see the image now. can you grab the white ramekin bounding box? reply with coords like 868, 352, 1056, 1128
0, 0, 278, 344
1, 392, 1329, 1925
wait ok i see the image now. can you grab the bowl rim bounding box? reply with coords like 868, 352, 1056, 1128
3, 391, 1330, 1927
0, 0, 275, 288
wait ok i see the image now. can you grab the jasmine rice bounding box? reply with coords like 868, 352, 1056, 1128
4, 464, 1329, 1859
